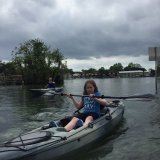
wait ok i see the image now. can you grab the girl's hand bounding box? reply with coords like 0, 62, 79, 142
89, 94, 96, 99
65, 93, 73, 99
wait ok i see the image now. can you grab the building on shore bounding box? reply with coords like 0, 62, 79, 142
118, 70, 150, 78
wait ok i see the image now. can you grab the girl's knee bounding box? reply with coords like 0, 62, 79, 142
84, 116, 93, 124
72, 117, 79, 122
87, 116, 93, 121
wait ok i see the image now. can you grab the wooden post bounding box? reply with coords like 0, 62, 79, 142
155, 47, 158, 94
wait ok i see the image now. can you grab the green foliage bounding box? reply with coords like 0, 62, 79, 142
11, 39, 65, 85
98, 67, 109, 77
124, 62, 146, 71
0, 61, 18, 75
109, 63, 123, 76
1, 40, 151, 82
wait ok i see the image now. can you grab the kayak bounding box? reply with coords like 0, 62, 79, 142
29, 87, 63, 96
0, 100, 125, 160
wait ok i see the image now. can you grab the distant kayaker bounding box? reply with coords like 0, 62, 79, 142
47, 77, 55, 89
58, 79, 111, 132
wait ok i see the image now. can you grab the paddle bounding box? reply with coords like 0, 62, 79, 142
56, 93, 156, 101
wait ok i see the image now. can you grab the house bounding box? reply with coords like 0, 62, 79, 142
118, 70, 149, 78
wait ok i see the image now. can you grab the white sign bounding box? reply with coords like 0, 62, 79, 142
149, 47, 160, 61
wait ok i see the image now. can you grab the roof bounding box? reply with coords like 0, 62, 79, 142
119, 70, 148, 74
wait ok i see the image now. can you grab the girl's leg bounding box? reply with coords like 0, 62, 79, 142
84, 116, 93, 125
65, 117, 79, 131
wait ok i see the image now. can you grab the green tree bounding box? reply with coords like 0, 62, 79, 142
88, 68, 97, 74
98, 67, 109, 77
0, 61, 5, 73
49, 49, 65, 85
0, 61, 18, 75
53, 49, 64, 69
109, 63, 123, 77
12, 39, 65, 84
124, 62, 144, 71
81, 68, 97, 78
124, 62, 146, 76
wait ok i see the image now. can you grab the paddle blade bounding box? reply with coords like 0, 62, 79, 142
126, 93, 156, 99
102, 93, 156, 100
125, 98, 154, 101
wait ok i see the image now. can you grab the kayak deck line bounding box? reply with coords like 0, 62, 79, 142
4, 131, 52, 146
0, 132, 68, 152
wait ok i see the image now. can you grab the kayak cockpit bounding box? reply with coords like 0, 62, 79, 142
41, 100, 122, 131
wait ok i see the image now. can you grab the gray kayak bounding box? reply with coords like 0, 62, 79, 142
0, 100, 125, 160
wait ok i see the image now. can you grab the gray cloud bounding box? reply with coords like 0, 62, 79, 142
0, 0, 160, 61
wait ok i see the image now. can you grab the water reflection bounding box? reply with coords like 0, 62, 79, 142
150, 97, 160, 127
0, 85, 73, 141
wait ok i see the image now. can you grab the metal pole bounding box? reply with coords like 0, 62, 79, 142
155, 47, 158, 94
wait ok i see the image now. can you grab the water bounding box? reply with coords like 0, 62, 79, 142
0, 78, 160, 160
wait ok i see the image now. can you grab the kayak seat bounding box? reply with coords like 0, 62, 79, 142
59, 117, 84, 129
49, 121, 59, 127
111, 100, 120, 107
101, 107, 112, 120
100, 107, 110, 116
59, 116, 72, 127
42, 116, 81, 130
41, 121, 59, 130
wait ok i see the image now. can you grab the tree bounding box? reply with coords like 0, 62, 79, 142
0, 61, 5, 73
53, 49, 64, 69
124, 62, 146, 76
12, 39, 65, 84
0, 61, 18, 75
124, 62, 145, 71
47, 49, 66, 85
109, 63, 123, 77
98, 67, 109, 77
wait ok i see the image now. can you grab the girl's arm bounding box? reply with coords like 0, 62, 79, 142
66, 94, 83, 109
94, 98, 111, 106
89, 94, 111, 106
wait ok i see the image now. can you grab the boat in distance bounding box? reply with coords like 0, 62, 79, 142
29, 87, 63, 96
0, 100, 125, 160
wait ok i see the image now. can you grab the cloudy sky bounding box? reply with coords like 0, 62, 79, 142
0, 0, 159, 71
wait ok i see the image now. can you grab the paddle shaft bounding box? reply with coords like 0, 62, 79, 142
59, 93, 155, 100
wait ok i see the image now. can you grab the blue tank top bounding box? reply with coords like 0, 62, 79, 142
83, 92, 101, 116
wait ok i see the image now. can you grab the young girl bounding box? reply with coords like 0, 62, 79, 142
62, 79, 111, 132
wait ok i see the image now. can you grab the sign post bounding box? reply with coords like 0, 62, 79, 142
149, 47, 160, 94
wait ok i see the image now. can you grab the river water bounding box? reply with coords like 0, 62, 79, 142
0, 78, 160, 160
